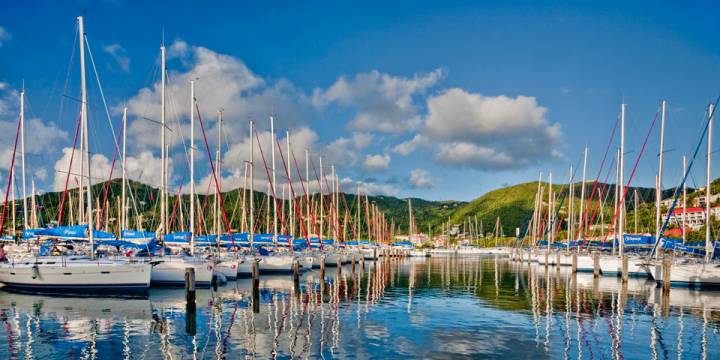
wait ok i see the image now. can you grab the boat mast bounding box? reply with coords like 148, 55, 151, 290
160, 44, 167, 236
577, 148, 587, 248
305, 149, 310, 237
655, 99, 666, 250
189, 80, 195, 255
547, 172, 552, 251
287, 131, 293, 236
122, 106, 127, 232
567, 164, 573, 246
319, 156, 324, 239
682, 155, 687, 245
215, 110, 223, 237
249, 120, 254, 247
20, 88, 27, 230
613, 148, 620, 255
706, 103, 714, 262
619, 103, 626, 257
270, 116, 277, 241
77, 16, 95, 257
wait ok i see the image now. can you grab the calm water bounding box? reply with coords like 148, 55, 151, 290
0, 256, 718, 359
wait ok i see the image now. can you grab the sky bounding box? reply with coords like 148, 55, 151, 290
1, 0, 720, 201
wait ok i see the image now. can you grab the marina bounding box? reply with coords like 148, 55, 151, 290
0, 255, 718, 359
3, 2, 720, 358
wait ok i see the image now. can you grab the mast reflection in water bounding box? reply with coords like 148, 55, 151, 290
0, 256, 719, 359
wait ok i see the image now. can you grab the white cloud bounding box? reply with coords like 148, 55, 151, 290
406, 88, 562, 170
53, 148, 166, 191
393, 134, 429, 156
340, 177, 398, 196
408, 169, 432, 188
103, 44, 131, 72
124, 40, 294, 150
312, 69, 443, 133
0, 26, 11, 48
363, 154, 391, 172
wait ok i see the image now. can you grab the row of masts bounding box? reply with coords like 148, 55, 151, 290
525, 99, 715, 260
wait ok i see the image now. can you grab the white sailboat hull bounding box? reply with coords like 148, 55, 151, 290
258, 255, 294, 273
151, 257, 213, 287
649, 260, 720, 287
408, 249, 431, 257
0, 256, 151, 294
214, 259, 240, 281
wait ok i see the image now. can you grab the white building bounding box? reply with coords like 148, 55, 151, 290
661, 206, 720, 230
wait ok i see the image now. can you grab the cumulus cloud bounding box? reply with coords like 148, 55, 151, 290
408, 169, 432, 188
103, 43, 131, 72
395, 88, 562, 170
324, 132, 373, 167
393, 134, 430, 155
363, 154, 391, 172
0, 83, 69, 194
312, 69, 443, 133
340, 177, 398, 196
0, 26, 10, 48
53, 148, 166, 191
124, 40, 310, 153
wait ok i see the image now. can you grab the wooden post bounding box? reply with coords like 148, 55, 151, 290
185, 267, 196, 305
351, 255, 356, 274
320, 255, 326, 280
292, 259, 300, 292
662, 256, 672, 292
555, 252, 561, 267
185, 267, 196, 335
337, 255, 342, 275
621, 255, 629, 283
544, 252, 549, 268
571, 253, 577, 273
252, 259, 260, 313
593, 253, 600, 278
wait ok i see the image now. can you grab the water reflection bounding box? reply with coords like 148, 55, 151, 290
0, 256, 718, 359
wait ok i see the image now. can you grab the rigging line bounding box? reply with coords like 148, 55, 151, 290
651, 95, 720, 259
290, 148, 318, 244
252, 126, 288, 239
83, 35, 143, 228
194, 102, 237, 249
601, 109, 660, 245
577, 115, 621, 241
57, 113, 83, 225
308, 156, 342, 243
275, 137, 311, 245
0, 115, 23, 237
583, 155, 616, 242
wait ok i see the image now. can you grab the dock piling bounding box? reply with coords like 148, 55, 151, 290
662, 256, 672, 292
571, 253, 577, 273
252, 259, 260, 313
593, 253, 600, 278
185, 267, 196, 335
621, 255, 628, 283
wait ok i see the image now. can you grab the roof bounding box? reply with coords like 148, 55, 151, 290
671, 206, 720, 215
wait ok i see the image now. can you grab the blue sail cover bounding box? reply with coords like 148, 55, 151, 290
392, 241, 413, 247
345, 241, 359, 246
95, 239, 159, 250
277, 234, 293, 244
22, 228, 45, 240
359, 240, 370, 245
322, 239, 335, 245
194, 235, 218, 246
121, 230, 156, 241
164, 231, 191, 244
624, 234, 656, 246
253, 233, 274, 243
219, 233, 249, 244
38, 225, 116, 240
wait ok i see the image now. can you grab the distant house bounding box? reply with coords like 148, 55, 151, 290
693, 193, 720, 207
661, 206, 720, 230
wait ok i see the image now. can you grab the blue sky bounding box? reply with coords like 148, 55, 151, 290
1, 0, 720, 201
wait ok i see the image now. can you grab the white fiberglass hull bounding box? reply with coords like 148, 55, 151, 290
323, 253, 343, 267
649, 259, 720, 287
299, 255, 314, 269
214, 259, 240, 281
576, 254, 595, 272
237, 256, 255, 276
361, 248, 378, 260
408, 249, 430, 257
0, 256, 151, 294
258, 255, 294, 273
151, 257, 214, 287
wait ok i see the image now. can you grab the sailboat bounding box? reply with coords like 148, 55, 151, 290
648, 102, 720, 287
0, 16, 151, 294
150, 75, 213, 287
